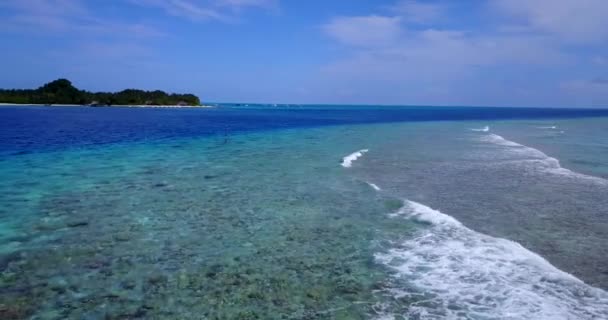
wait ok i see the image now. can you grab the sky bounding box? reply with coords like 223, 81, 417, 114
1, 0, 608, 107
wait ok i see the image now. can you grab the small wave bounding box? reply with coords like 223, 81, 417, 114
470, 126, 490, 132
480, 134, 607, 185
376, 200, 608, 319
341, 149, 368, 168
367, 182, 382, 191
481, 133, 526, 148
538, 126, 558, 129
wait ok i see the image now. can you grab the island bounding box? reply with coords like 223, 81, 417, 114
0, 79, 202, 107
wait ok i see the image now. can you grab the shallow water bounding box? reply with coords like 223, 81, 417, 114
1, 105, 607, 319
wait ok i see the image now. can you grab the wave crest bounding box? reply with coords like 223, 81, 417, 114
376, 200, 608, 319
471, 126, 490, 132
480, 134, 607, 185
341, 149, 368, 168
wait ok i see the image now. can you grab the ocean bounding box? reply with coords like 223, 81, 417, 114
1, 105, 607, 319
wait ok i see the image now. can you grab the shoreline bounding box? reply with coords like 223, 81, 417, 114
0, 103, 214, 108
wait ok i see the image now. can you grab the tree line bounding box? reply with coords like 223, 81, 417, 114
0, 79, 201, 106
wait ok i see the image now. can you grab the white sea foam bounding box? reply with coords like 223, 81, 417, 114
341, 149, 368, 168
367, 182, 382, 191
471, 126, 490, 132
480, 134, 607, 185
538, 125, 558, 129
376, 200, 608, 320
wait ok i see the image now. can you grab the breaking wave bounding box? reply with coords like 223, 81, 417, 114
341, 149, 368, 168
366, 182, 381, 191
471, 126, 490, 132
375, 200, 608, 319
480, 134, 607, 185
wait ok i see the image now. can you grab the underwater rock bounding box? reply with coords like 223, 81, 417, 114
66, 220, 89, 228
335, 277, 363, 295
177, 272, 189, 289
305, 287, 326, 301
48, 277, 68, 293
112, 232, 131, 242
120, 279, 136, 290
0, 251, 22, 271
33, 309, 62, 320
147, 272, 167, 285
0, 303, 30, 320
103, 303, 147, 319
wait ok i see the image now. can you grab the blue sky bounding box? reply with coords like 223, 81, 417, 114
1, 0, 607, 107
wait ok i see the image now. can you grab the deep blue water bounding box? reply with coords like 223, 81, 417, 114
2, 105, 608, 155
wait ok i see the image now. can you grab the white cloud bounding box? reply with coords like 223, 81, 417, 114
0, 0, 166, 84
323, 15, 403, 47
0, 0, 87, 17
318, 0, 606, 106
323, 11, 565, 68
323, 28, 565, 83
493, 0, 608, 43
0, 0, 164, 37
216, 0, 278, 10
389, 0, 445, 24
130, 0, 279, 22
129, 0, 227, 21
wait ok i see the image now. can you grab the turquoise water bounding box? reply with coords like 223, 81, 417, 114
1, 106, 608, 319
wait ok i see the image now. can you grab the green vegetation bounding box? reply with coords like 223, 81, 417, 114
0, 79, 201, 106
